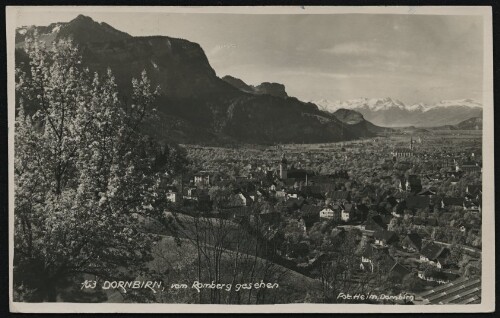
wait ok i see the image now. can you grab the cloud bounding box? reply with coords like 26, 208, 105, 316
206, 43, 238, 57
322, 42, 413, 60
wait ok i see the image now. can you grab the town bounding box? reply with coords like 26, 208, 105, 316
159, 130, 482, 304
11, 9, 491, 309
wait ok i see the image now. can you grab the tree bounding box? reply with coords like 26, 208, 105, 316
165, 210, 290, 304
14, 38, 170, 301
448, 244, 464, 265
208, 185, 234, 212
401, 273, 425, 293
316, 230, 365, 303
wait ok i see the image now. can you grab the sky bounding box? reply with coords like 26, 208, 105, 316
15, 11, 484, 104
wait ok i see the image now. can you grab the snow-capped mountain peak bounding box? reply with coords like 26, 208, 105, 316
312, 97, 483, 127
313, 97, 482, 113
313, 97, 410, 113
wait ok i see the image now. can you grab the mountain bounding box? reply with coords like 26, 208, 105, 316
332, 108, 387, 135
209, 74, 381, 139
16, 15, 380, 145
431, 117, 483, 130
313, 97, 483, 127
332, 108, 365, 125
16, 15, 132, 46
221, 75, 255, 93
222, 76, 288, 98
455, 117, 482, 130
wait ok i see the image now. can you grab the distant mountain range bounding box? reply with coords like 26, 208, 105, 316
16, 15, 382, 145
313, 97, 483, 127
430, 117, 483, 131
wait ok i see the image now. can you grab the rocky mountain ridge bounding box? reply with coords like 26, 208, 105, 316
15, 15, 383, 144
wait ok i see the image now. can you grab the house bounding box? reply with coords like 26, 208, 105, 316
184, 187, 199, 201
417, 188, 436, 196
441, 197, 464, 209
286, 198, 305, 211
388, 262, 411, 283
319, 205, 337, 220
301, 186, 326, 199
287, 168, 313, 183
193, 172, 211, 186
444, 169, 461, 178
364, 214, 387, 231
399, 175, 422, 193
341, 203, 355, 222
417, 270, 459, 285
392, 147, 413, 158
300, 204, 322, 220
405, 195, 430, 211
275, 188, 287, 199
373, 230, 398, 247
465, 185, 482, 201
449, 177, 460, 185
407, 175, 422, 193
360, 244, 374, 272
457, 161, 482, 173
327, 190, 351, 203
286, 191, 300, 200
441, 157, 458, 169
463, 201, 481, 214
229, 191, 253, 207
393, 191, 409, 202
466, 185, 482, 197
165, 186, 181, 204
392, 201, 406, 217
401, 233, 422, 252
420, 242, 449, 268
249, 189, 269, 202
360, 244, 393, 272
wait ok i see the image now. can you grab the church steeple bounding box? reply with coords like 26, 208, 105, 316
281, 152, 288, 164
410, 136, 413, 151
279, 153, 288, 180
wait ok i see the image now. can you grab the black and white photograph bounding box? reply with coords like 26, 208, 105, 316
7, 6, 494, 313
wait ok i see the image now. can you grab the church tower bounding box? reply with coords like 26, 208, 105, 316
410, 136, 413, 151
279, 153, 288, 180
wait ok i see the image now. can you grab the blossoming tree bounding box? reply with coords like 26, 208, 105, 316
14, 37, 174, 301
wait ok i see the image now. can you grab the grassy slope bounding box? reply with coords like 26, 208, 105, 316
98, 213, 322, 303
145, 235, 322, 304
